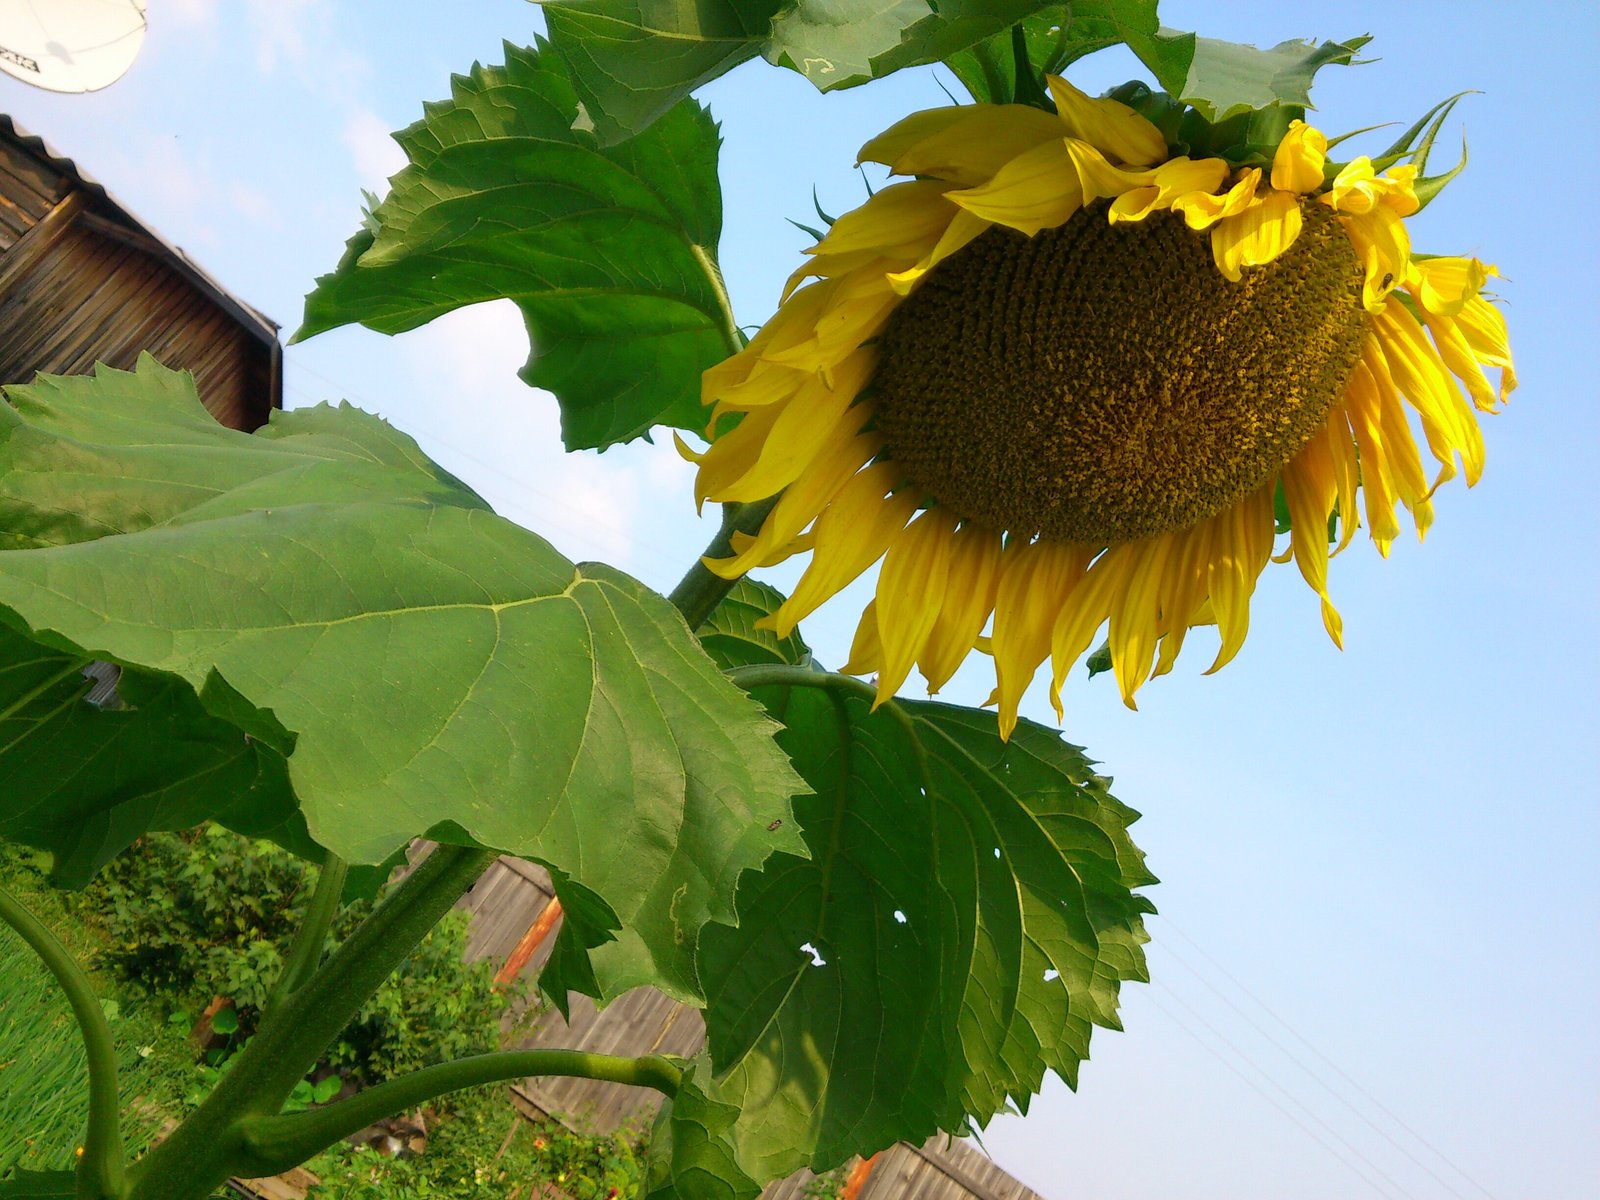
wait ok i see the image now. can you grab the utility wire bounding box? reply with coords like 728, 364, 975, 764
1156, 932, 1489, 1200
1149, 979, 1423, 1200
1160, 918, 1500, 1200
1141, 989, 1405, 1200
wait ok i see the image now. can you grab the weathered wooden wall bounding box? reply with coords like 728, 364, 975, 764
0, 123, 278, 433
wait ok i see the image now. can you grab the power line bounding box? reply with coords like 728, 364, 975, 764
1149, 978, 1423, 1200
1160, 917, 1500, 1200
1156, 933, 1488, 1200
1141, 989, 1405, 1200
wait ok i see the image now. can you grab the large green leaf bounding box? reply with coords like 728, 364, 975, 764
0, 360, 805, 1002
642, 1057, 762, 1200
538, 0, 1098, 141
1147, 31, 1372, 123
945, 2, 1161, 104
693, 664, 1154, 1178
695, 578, 811, 671
0, 626, 298, 887
296, 41, 734, 451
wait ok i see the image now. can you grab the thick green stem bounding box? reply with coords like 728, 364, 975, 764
234, 1051, 682, 1177
125, 844, 493, 1200
0, 883, 125, 1200
668, 495, 778, 629
264, 853, 348, 1015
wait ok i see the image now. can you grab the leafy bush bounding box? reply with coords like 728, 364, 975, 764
86, 829, 515, 1084
305, 1086, 643, 1200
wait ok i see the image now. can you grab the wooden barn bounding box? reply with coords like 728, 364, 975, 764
0, 114, 280, 431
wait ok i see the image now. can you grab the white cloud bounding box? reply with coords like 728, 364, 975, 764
229, 182, 278, 226
163, 0, 218, 30
244, 0, 311, 75
341, 109, 408, 195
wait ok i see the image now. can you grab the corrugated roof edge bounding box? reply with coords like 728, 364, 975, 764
1, 113, 281, 348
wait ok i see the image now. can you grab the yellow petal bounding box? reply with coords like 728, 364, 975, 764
1211, 190, 1303, 282
919, 522, 1003, 694
860, 103, 1070, 188
1152, 520, 1215, 678
1204, 485, 1274, 673
1270, 120, 1328, 194
1046, 546, 1126, 709
1421, 308, 1500, 413
886, 209, 991, 294
1338, 207, 1410, 311
948, 137, 1083, 236
1045, 75, 1168, 167
702, 410, 879, 578
1454, 295, 1517, 401
700, 349, 874, 503
1371, 304, 1485, 487
807, 179, 955, 259
1171, 168, 1260, 231
1407, 255, 1490, 317
873, 507, 959, 704
1324, 156, 1419, 217
1340, 362, 1403, 553
991, 539, 1092, 738
1063, 137, 1159, 204
1109, 156, 1231, 224
1108, 533, 1179, 708
1281, 434, 1345, 648
841, 600, 883, 677
765, 464, 917, 636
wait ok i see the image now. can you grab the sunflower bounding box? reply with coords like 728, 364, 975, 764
683, 78, 1515, 738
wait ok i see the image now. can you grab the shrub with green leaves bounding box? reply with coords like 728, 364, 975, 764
88, 830, 512, 1085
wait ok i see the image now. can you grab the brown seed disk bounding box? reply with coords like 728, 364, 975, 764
870, 201, 1368, 544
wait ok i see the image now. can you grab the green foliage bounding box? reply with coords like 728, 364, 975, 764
695, 579, 812, 671
305, 1087, 643, 1200
0, 852, 188, 1180
88, 829, 510, 1086
537, 0, 1135, 140
945, 2, 1162, 104
0, 1168, 76, 1199
0, 623, 299, 890
683, 583, 1153, 1181
0, 360, 804, 1009
297, 42, 733, 451
1155, 32, 1372, 124
641, 1058, 759, 1200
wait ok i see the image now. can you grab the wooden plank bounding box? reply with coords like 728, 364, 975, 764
0, 141, 64, 214
0, 188, 84, 295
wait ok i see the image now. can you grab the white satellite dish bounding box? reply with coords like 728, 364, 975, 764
0, 0, 148, 94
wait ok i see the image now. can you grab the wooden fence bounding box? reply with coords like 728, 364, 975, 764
456, 856, 1048, 1200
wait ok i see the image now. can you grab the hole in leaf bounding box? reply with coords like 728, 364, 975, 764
1043, 968, 1060, 983
893, 910, 907, 924
799, 942, 827, 967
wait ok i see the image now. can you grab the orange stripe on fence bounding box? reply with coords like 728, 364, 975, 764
840, 1152, 879, 1200
495, 896, 564, 985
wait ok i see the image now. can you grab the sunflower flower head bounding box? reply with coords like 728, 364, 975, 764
685, 78, 1514, 739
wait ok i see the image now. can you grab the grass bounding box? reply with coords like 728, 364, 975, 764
0, 848, 193, 1177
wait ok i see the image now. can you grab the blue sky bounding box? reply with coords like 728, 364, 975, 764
3, 2, 1595, 1196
